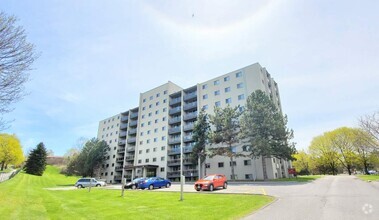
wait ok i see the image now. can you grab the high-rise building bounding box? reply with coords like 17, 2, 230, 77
97, 63, 290, 184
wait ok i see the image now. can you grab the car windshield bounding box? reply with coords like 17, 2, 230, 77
203, 175, 215, 181
133, 178, 145, 182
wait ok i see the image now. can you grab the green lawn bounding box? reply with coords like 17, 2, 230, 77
0, 166, 273, 219
357, 174, 379, 182
271, 175, 323, 182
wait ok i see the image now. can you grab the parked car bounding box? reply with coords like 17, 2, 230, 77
368, 170, 377, 174
75, 178, 106, 188
124, 177, 147, 189
138, 177, 171, 190
194, 174, 227, 191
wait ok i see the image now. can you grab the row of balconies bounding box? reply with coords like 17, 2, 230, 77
125, 155, 135, 161
168, 102, 197, 115
121, 115, 128, 122
167, 169, 199, 178
130, 112, 138, 119
117, 148, 125, 153
168, 112, 197, 124
168, 124, 194, 134
167, 158, 193, 166
167, 146, 194, 155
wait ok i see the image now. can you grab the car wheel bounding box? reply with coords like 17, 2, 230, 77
149, 184, 154, 190
223, 182, 227, 189
166, 183, 171, 188
132, 185, 137, 190
209, 184, 214, 191
77, 184, 83, 189
96, 184, 101, 187
195, 188, 201, 191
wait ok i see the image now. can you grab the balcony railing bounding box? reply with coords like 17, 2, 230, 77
169, 107, 181, 115
167, 171, 181, 178
168, 127, 181, 135
115, 166, 123, 171
120, 123, 128, 129
119, 131, 127, 137
184, 112, 197, 120
183, 169, 198, 177
126, 146, 135, 152
183, 135, 193, 142
184, 146, 193, 153
121, 116, 128, 122
116, 157, 124, 162
169, 117, 181, 124
167, 159, 180, 166
129, 120, 138, 127
183, 102, 197, 111
184, 92, 197, 101
118, 140, 126, 145
169, 97, 181, 106
114, 176, 122, 181
168, 138, 181, 145
117, 148, 125, 153
130, 112, 138, 119
125, 155, 135, 161
168, 148, 181, 155
183, 124, 194, 131
127, 137, 136, 144
128, 128, 137, 135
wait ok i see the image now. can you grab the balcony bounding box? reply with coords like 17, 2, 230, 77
128, 128, 137, 135
169, 107, 181, 115
168, 117, 181, 125
183, 102, 197, 111
114, 176, 122, 181
183, 169, 198, 177
183, 123, 194, 131
183, 158, 192, 164
115, 166, 123, 171
184, 146, 194, 153
168, 148, 181, 155
169, 97, 181, 106
129, 120, 138, 127
167, 171, 181, 178
121, 115, 128, 122
125, 155, 135, 161
117, 148, 125, 153
184, 112, 197, 121
127, 137, 136, 144
130, 112, 138, 119
168, 126, 181, 135
168, 138, 181, 145
184, 92, 197, 101
119, 131, 127, 137
126, 146, 135, 152
118, 140, 126, 146
124, 162, 134, 167
116, 157, 124, 162
167, 159, 180, 166
183, 135, 193, 142
120, 123, 128, 130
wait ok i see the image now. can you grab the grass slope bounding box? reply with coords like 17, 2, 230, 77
0, 166, 273, 219
357, 174, 379, 182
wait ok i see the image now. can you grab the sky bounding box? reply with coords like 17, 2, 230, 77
1, 0, 378, 156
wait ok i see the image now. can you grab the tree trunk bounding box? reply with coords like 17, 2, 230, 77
1, 162, 5, 171
198, 157, 201, 180
230, 156, 235, 180
347, 164, 352, 175
364, 161, 370, 175
262, 156, 268, 180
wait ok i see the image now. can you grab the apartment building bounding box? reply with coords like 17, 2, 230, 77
97, 63, 291, 183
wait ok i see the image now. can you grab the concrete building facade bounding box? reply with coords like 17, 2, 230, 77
97, 63, 291, 183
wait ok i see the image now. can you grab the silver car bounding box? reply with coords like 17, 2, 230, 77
75, 178, 106, 188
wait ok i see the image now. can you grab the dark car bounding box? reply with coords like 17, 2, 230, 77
139, 177, 171, 190
124, 177, 147, 189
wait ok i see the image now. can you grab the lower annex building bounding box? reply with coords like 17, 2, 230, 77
97, 63, 291, 184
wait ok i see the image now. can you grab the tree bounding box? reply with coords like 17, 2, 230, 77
24, 142, 47, 176
351, 129, 377, 174
359, 111, 379, 143
0, 133, 24, 170
240, 90, 296, 180
292, 150, 311, 175
190, 109, 210, 178
309, 134, 340, 175
209, 105, 242, 180
0, 12, 38, 130
65, 138, 109, 177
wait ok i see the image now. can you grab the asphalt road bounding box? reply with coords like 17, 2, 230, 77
244, 175, 379, 220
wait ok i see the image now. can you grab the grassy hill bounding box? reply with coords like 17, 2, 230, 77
0, 165, 273, 219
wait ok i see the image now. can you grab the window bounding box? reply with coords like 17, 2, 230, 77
202, 105, 208, 110
111, 172, 113, 176
164, 90, 168, 95
225, 98, 232, 104
163, 107, 167, 112
153, 158, 157, 162
224, 76, 230, 82
106, 164, 109, 167
215, 101, 221, 107
148, 121, 151, 125
156, 93, 160, 98
162, 117, 166, 121
105, 172, 108, 176
148, 112, 152, 117
244, 160, 252, 166
112, 163, 114, 166
160, 167, 165, 172
147, 139, 150, 144
112, 155, 115, 158
140, 132, 144, 136
150, 96, 153, 100
139, 150, 142, 154
162, 126, 166, 131
142, 115, 145, 119
161, 136, 166, 141
145, 159, 149, 163
224, 87, 231, 93
203, 94, 208, 100
154, 138, 157, 142
143, 98, 146, 103
138, 160, 141, 164
155, 119, 158, 123
236, 72, 242, 78
205, 163, 210, 168
237, 83, 244, 88
163, 99, 167, 103
202, 84, 207, 89
153, 147, 157, 152
146, 149, 150, 153
238, 94, 245, 100
141, 123, 144, 127
149, 104, 152, 108
161, 156, 165, 161
218, 162, 224, 168
161, 146, 166, 151
214, 90, 220, 96
245, 174, 253, 179
214, 80, 220, 85
142, 106, 146, 111
147, 130, 151, 134
156, 101, 159, 106
239, 106, 245, 112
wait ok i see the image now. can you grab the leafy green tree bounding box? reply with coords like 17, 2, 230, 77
0, 133, 24, 170
351, 129, 378, 174
292, 150, 311, 175
240, 90, 296, 180
65, 138, 109, 177
309, 134, 340, 175
190, 109, 210, 178
24, 142, 47, 176
209, 105, 242, 180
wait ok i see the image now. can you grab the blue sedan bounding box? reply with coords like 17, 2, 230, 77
139, 177, 171, 190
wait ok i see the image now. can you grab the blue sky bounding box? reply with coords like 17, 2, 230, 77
1, 0, 378, 156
